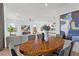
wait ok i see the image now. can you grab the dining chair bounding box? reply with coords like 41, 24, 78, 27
50, 45, 71, 56
9, 41, 18, 56
59, 41, 74, 56
28, 35, 35, 40
60, 31, 66, 39
70, 41, 79, 56
37, 34, 42, 40
51, 48, 62, 56
56, 34, 63, 39
50, 41, 74, 56
68, 41, 75, 56
59, 46, 71, 56
11, 49, 18, 56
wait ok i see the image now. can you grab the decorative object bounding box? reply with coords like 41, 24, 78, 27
50, 22, 56, 31
21, 25, 30, 35
35, 34, 38, 44
60, 10, 79, 41
8, 25, 16, 36
41, 25, 50, 31
33, 25, 37, 34
41, 25, 50, 42
49, 23, 56, 36
42, 32, 44, 41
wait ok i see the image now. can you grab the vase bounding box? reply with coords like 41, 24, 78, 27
44, 31, 49, 42
35, 34, 38, 44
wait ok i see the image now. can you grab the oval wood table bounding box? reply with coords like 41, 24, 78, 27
19, 37, 64, 56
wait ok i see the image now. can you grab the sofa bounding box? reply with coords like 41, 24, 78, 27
68, 30, 79, 42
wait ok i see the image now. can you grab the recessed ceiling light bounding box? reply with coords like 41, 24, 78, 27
45, 3, 48, 7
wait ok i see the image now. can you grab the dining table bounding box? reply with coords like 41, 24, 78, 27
19, 36, 64, 56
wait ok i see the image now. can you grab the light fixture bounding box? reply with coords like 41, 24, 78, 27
45, 3, 48, 7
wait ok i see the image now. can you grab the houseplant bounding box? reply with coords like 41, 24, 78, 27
8, 25, 14, 36
41, 25, 50, 42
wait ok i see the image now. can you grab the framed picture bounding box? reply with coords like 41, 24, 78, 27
21, 25, 30, 32
8, 23, 17, 32
60, 10, 79, 38
50, 23, 56, 31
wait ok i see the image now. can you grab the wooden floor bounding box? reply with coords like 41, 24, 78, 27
71, 51, 79, 56
0, 46, 23, 56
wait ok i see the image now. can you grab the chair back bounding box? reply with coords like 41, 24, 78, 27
68, 42, 74, 56
60, 31, 66, 39
59, 41, 74, 56
11, 49, 18, 56
28, 35, 35, 40
37, 34, 42, 40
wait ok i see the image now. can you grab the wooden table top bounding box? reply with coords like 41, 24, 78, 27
19, 37, 64, 56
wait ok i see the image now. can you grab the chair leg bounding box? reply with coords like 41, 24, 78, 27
68, 42, 74, 56
52, 52, 59, 56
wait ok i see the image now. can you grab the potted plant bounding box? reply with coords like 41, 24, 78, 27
8, 25, 14, 36
41, 25, 50, 42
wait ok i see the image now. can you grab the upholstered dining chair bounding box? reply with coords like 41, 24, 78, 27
58, 44, 71, 56
11, 49, 18, 56
37, 34, 42, 40
49, 41, 74, 56
51, 48, 62, 56
68, 41, 75, 56
28, 35, 35, 40
58, 41, 74, 56
60, 31, 66, 39
9, 40, 18, 56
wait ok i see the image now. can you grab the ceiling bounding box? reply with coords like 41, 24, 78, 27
4, 3, 67, 20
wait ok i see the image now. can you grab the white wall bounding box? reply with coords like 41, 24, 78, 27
5, 19, 52, 36
3, 3, 63, 48
5, 18, 60, 36
56, 4, 79, 15
4, 7, 59, 37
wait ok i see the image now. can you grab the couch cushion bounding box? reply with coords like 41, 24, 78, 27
72, 36, 79, 42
